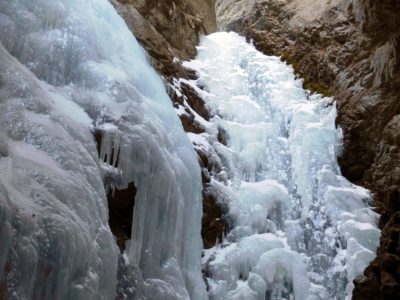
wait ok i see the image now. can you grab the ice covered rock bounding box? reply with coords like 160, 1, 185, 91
184, 32, 380, 300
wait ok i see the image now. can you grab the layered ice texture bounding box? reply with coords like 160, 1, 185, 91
0, 1, 380, 299
0, 0, 206, 299
184, 32, 380, 300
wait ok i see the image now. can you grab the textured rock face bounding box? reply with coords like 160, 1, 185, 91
216, 0, 400, 298
111, 0, 228, 249
113, 0, 216, 72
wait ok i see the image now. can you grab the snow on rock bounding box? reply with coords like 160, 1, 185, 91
0, 0, 206, 299
184, 32, 380, 300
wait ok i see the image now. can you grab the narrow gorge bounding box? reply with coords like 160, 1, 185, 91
0, 0, 398, 300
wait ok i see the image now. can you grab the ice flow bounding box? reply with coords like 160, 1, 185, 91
183, 32, 380, 300
0, 0, 206, 299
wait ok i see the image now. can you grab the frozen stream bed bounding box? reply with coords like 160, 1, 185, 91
182, 32, 380, 300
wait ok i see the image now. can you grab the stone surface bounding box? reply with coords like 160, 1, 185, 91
201, 189, 228, 249
113, 0, 216, 68
216, 0, 400, 298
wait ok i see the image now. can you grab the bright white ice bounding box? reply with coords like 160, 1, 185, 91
183, 32, 380, 300
0, 0, 206, 299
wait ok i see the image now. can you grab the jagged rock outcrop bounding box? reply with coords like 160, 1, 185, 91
216, 0, 400, 298
111, 0, 229, 249
113, 0, 216, 76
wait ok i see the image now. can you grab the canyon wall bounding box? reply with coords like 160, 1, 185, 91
216, 0, 400, 298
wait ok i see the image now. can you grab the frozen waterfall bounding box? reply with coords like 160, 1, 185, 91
0, 0, 381, 299
183, 32, 380, 300
0, 0, 206, 299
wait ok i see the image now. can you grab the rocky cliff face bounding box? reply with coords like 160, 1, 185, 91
217, 0, 400, 298
113, 0, 216, 75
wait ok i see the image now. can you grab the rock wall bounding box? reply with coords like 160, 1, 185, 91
113, 0, 216, 75
216, 0, 400, 298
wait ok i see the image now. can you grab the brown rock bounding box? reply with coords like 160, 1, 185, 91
202, 189, 228, 249
179, 113, 205, 134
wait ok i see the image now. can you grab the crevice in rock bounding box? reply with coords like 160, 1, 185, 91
107, 182, 137, 252
115, 147, 121, 168
93, 129, 137, 252
94, 129, 102, 156
109, 147, 115, 167
0, 279, 5, 300
201, 188, 229, 249
217, 126, 229, 146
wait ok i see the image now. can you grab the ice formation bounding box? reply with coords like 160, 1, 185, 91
183, 32, 380, 300
0, 0, 206, 299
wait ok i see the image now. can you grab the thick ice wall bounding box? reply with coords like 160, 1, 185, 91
0, 0, 206, 299
0, 44, 118, 300
184, 32, 380, 300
